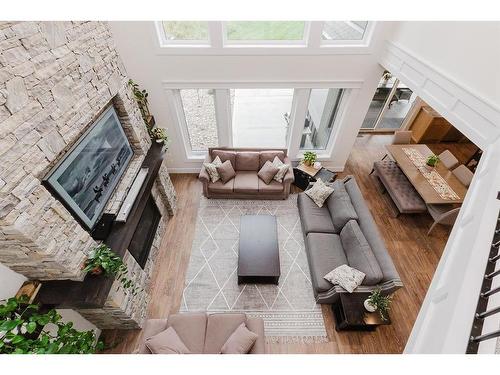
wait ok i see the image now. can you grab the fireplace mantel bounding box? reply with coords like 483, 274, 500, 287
35, 142, 165, 310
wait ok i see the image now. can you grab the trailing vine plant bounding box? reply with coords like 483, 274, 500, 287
83, 244, 140, 295
0, 295, 103, 354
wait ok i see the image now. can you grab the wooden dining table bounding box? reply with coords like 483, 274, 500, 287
385, 144, 468, 205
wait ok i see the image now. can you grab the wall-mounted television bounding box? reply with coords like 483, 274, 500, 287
44, 106, 134, 230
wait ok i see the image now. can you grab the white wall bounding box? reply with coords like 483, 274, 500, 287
390, 21, 500, 106
0, 263, 26, 300
109, 21, 395, 172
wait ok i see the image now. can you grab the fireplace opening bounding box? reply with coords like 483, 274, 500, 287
128, 194, 161, 269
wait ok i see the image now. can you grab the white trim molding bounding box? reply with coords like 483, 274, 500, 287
380, 40, 500, 354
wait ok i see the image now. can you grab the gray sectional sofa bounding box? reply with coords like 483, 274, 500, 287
298, 175, 403, 304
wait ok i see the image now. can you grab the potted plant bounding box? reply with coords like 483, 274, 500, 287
302, 151, 317, 167
425, 154, 440, 170
128, 79, 151, 125
382, 71, 392, 84
83, 244, 139, 295
150, 127, 169, 145
364, 289, 393, 321
0, 295, 103, 354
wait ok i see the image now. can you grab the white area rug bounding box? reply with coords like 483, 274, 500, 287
180, 196, 328, 341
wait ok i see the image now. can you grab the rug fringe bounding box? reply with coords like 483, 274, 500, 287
266, 335, 329, 344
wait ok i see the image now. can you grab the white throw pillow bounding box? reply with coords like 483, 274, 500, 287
304, 178, 334, 207
272, 156, 290, 183
203, 156, 223, 183
324, 264, 365, 293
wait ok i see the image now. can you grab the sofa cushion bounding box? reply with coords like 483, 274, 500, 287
236, 151, 260, 171
139, 319, 169, 353
297, 193, 335, 234
203, 313, 247, 354
217, 160, 236, 183
221, 323, 258, 354
167, 313, 207, 354
203, 156, 223, 183
340, 220, 383, 285
258, 179, 284, 193
145, 327, 191, 354
258, 161, 279, 185
234, 171, 259, 194
306, 233, 348, 293
324, 264, 365, 293
208, 178, 234, 194
305, 178, 334, 207
326, 180, 359, 232
259, 150, 285, 169
245, 318, 265, 354
212, 150, 236, 167
272, 156, 289, 183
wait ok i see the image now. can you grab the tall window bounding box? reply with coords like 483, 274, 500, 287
300, 88, 344, 150
231, 88, 294, 147
161, 21, 209, 44
321, 21, 368, 41
178, 89, 218, 151
224, 21, 306, 43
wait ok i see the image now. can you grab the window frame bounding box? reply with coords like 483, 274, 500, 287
154, 21, 375, 54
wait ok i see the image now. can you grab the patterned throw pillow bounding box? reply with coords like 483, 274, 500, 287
304, 178, 334, 207
203, 156, 223, 183
323, 264, 366, 293
272, 156, 290, 183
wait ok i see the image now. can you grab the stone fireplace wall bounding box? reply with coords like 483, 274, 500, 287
0, 21, 176, 285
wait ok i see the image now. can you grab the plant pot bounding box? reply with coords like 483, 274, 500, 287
425, 164, 435, 172
155, 139, 164, 144
364, 299, 377, 313
90, 266, 103, 276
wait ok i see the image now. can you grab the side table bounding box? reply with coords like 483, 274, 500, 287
332, 293, 391, 331
293, 163, 336, 190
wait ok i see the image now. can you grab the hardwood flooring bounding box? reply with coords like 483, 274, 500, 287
102, 135, 476, 354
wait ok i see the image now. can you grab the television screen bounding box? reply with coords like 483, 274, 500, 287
44, 106, 134, 230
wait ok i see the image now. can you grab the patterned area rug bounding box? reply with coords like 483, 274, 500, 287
180, 195, 328, 341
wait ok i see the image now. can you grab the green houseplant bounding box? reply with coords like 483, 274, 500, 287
128, 79, 150, 125
150, 127, 169, 145
302, 151, 317, 167
426, 154, 440, 168
364, 288, 393, 321
0, 295, 103, 354
83, 244, 139, 295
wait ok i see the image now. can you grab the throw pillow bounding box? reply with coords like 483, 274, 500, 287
326, 180, 359, 231
216, 160, 236, 183
258, 160, 280, 185
323, 264, 365, 293
340, 220, 383, 285
203, 156, 223, 183
305, 178, 334, 207
272, 156, 290, 183
221, 323, 258, 354
145, 326, 191, 354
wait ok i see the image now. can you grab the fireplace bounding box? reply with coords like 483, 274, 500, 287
128, 195, 161, 269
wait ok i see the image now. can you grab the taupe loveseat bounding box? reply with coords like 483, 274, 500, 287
298, 176, 403, 304
139, 312, 265, 354
199, 147, 294, 200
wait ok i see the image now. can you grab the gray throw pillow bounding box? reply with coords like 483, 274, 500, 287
145, 326, 191, 354
221, 323, 258, 354
216, 160, 236, 183
258, 160, 280, 185
326, 180, 359, 231
340, 220, 383, 285
305, 178, 334, 207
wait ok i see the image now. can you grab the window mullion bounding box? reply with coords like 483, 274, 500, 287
208, 21, 223, 48
307, 21, 324, 48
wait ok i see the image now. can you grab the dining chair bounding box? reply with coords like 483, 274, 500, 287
439, 150, 459, 170
452, 164, 474, 187
426, 204, 461, 235
392, 130, 413, 145
371, 130, 413, 174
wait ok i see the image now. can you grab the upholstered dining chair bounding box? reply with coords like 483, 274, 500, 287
371, 130, 413, 174
426, 204, 461, 235
391, 130, 413, 145
452, 164, 474, 187
439, 150, 459, 170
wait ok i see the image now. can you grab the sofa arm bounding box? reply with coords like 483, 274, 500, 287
138, 319, 169, 354
246, 317, 266, 354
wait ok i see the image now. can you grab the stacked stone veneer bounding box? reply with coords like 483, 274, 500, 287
0, 21, 177, 329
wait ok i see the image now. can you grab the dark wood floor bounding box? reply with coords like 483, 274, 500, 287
102, 135, 477, 354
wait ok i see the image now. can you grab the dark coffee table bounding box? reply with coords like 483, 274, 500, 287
332, 293, 391, 331
238, 215, 280, 285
